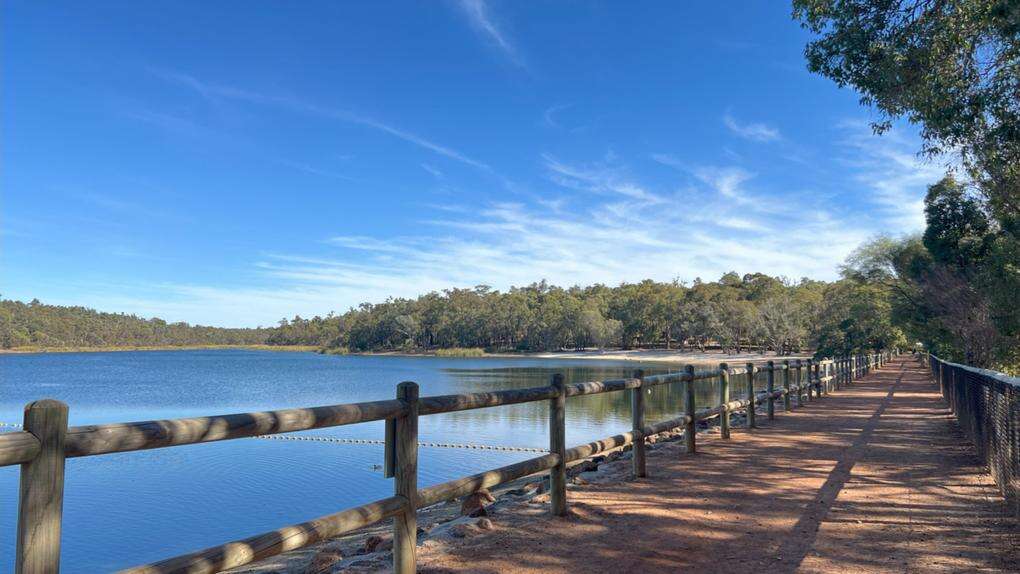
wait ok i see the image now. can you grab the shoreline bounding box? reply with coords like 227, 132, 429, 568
351, 348, 809, 364
1, 345, 809, 365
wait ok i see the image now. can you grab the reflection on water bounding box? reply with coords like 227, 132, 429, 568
0, 350, 771, 572
436, 364, 771, 446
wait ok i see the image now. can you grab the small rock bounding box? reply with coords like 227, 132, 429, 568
573, 476, 589, 485
511, 480, 547, 495
309, 550, 342, 574
530, 493, 550, 504
460, 489, 496, 516
449, 523, 473, 538
570, 459, 598, 475
363, 534, 392, 553
476, 517, 494, 530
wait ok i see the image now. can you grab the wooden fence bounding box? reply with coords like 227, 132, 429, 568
1, 351, 894, 573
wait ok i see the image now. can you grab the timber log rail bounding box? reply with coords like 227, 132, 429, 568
3, 352, 893, 574
922, 353, 1019, 517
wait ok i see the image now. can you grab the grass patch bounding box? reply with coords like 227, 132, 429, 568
434, 347, 487, 357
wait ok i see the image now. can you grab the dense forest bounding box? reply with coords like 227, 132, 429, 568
268, 274, 847, 354
0, 269, 903, 359
0, 299, 272, 349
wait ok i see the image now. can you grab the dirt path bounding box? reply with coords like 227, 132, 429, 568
415, 357, 1019, 573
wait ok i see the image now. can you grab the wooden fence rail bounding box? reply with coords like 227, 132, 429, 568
2, 351, 895, 574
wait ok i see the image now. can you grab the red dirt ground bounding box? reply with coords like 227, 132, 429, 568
414, 357, 1019, 573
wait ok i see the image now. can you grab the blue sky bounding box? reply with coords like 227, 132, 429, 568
2, 1, 948, 327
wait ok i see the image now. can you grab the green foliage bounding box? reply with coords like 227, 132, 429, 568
814, 281, 907, 357
0, 298, 272, 349
923, 175, 993, 267
841, 178, 1020, 371
275, 274, 844, 355
793, 0, 1020, 228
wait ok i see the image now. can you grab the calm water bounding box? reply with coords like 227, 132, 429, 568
0, 350, 756, 572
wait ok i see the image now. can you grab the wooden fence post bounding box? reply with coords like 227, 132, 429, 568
782, 359, 792, 411
718, 363, 730, 439
815, 361, 823, 396
804, 359, 813, 403
796, 360, 805, 407
745, 362, 756, 429
549, 374, 567, 516
684, 365, 696, 455
393, 382, 419, 574
766, 361, 775, 421
631, 369, 646, 478
16, 399, 69, 574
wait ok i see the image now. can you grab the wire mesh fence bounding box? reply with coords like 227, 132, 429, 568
925, 354, 1019, 518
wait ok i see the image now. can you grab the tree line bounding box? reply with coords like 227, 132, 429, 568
268, 274, 843, 354
0, 298, 272, 349
0, 271, 902, 357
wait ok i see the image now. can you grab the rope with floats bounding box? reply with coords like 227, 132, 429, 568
0, 421, 546, 453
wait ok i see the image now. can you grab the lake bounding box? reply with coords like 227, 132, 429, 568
0, 350, 754, 572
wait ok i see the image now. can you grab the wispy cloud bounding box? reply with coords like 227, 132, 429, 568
149, 69, 492, 172
455, 0, 524, 67
693, 166, 755, 203
420, 163, 444, 179
72, 145, 886, 326
542, 103, 572, 129
836, 121, 947, 231
723, 113, 781, 142
543, 154, 665, 204
276, 159, 358, 182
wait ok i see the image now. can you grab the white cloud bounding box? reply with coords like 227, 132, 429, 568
836, 121, 947, 231
69, 148, 885, 326
693, 166, 755, 203
723, 113, 781, 142
455, 0, 524, 67
150, 69, 492, 172
543, 154, 665, 204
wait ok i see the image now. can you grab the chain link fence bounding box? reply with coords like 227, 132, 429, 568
924, 353, 1019, 518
